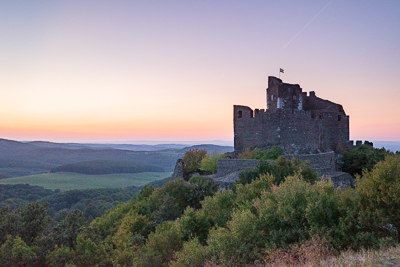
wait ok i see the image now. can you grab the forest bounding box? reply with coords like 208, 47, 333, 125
1, 144, 400, 266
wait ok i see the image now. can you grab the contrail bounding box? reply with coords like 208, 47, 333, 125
282, 0, 335, 49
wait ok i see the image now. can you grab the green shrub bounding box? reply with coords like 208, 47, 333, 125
182, 149, 207, 178
206, 210, 263, 265
170, 238, 208, 267
199, 190, 236, 228
356, 155, 400, 241
0, 235, 38, 266
200, 152, 225, 173
177, 207, 211, 244
234, 173, 275, 212
236, 157, 317, 186
342, 145, 390, 176
134, 221, 182, 267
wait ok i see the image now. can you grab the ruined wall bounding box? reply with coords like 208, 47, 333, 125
216, 151, 336, 177
284, 151, 336, 174
234, 106, 349, 154
217, 159, 259, 176
267, 77, 303, 112
234, 76, 349, 154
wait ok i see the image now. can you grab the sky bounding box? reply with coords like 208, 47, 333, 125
0, 0, 399, 143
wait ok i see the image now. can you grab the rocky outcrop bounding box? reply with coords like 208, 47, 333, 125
172, 159, 183, 178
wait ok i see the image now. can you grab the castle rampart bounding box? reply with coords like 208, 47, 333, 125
234, 77, 349, 154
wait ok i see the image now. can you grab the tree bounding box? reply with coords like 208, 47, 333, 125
356, 155, 400, 240
54, 210, 87, 249
182, 149, 207, 178
200, 152, 225, 174
0, 235, 37, 266
342, 145, 390, 176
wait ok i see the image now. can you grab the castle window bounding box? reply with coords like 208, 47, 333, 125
271, 95, 274, 101
338, 115, 341, 121
319, 115, 322, 119
277, 97, 283, 109
293, 95, 296, 100
238, 111, 242, 118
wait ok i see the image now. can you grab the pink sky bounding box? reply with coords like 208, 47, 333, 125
0, 1, 399, 143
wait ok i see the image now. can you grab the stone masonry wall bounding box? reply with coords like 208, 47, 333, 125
234, 76, 349, 155
284, 151, 336, 174
217, 152, 336, 177
234, 106, 349, 154
217, 159, 259, 176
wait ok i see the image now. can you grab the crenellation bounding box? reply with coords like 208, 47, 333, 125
234, 76, 350, 154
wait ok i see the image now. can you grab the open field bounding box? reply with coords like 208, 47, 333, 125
0, 171, 172, 190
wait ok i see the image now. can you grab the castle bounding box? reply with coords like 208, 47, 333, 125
234, 76, 350, 154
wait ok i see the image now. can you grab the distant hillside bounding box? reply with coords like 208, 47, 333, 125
0, 138, 233, 178
177, 144, 234, 154
27, 141, 188, 151
0, 138, 182, 178
50, 160, 164, 175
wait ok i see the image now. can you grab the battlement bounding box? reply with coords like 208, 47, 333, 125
234, 76, 350, 154
348, 140, 373, 147
236, 105, 349, 122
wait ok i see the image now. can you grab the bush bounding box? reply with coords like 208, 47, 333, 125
170, 238, 208, 267
134, 221, 182, 267
206, 210, 263, 265
236, 157, 318, 186
255, 174, 356, 251
200, 152, 225, 174
182, 149, 208, 178
356, 155, 400, 240
342, 145, 390, 176
237, 147, 282, 160
0, 235, 38, 266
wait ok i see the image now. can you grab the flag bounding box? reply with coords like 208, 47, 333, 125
280, 68, 284, 73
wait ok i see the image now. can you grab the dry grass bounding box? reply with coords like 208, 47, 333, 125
318, 246, 400, 267
204, 238, 400, 267
267, 244, 400, 267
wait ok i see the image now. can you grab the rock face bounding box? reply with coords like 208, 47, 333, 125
172, 159, 183, 178
323, 171, 354, 187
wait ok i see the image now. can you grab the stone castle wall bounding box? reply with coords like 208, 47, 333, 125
284, 151, 336, 174
234, 77, 349, 154
234, 106, 349, 154
216, 151, 336, 177
217, 159, 259, 176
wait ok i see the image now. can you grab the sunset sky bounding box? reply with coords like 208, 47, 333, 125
1, 1, 399, 143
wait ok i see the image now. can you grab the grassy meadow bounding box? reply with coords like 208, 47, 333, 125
0, 171, 172, 190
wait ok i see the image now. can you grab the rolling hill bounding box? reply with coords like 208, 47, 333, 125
0, 138, 233, 178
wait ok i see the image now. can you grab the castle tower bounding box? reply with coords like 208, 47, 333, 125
234, 76, 349, 154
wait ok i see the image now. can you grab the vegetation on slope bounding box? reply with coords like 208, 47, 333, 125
2, 149, 400, 266
0, 175, 173, 222
342, 144, 392, 176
